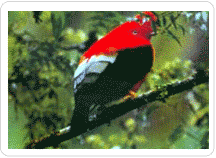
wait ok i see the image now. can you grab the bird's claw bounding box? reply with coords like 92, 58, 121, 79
120, 91, 138, 102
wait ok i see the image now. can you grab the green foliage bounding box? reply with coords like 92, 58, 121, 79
167, 30, 182, 46
90, 11, 126, 35
85, 118, 147, 149
8, 36, 19, 77
193, 83, 209, 107
169, 125, 184, 143
169, 121, 208, 149
178, 24, 186, 35
86, 134, 110, 149
40, 11, 51, 22
8, 11, 75, 145
146, 58, 193, 90
170, 14, 177, 30
144, 55, 209, 149
162, 16, 167, 26
154, 11, 184, 46
51, 11, 66, 40
153, 11, 208, 47
8, 11, 29, 35
171, 126, 208, 149
59, 28, 88, 47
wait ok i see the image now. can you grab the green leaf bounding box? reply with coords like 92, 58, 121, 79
169, 125, 184, 143
178, 24, 186, 35
200, 131, 209, 149
91, 16, 104, 21
155, 18, 161, 27
151, 21, 157, 35
186, 126, 207, 142
162, 16, 166, 26
170, 15, 177, 29
172, 134, 201, 149
171, 126, 208, 149
51, 11, 66, 40
146, 104, 160, 116
167, 30, 182, 46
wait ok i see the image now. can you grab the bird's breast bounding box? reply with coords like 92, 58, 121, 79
103, 46, 154, 84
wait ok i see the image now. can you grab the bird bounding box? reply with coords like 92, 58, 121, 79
70, 11, 157, 130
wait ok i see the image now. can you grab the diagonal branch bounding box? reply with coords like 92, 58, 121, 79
25, 69, 209, 149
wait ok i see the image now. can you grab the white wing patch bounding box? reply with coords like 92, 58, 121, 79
73, 55, 117, 93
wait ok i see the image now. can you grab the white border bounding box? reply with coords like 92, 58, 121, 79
1, 0, 215, 157
1, 1, 215, 11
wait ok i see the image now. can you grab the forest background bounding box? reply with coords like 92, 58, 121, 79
8, 11, 209, 149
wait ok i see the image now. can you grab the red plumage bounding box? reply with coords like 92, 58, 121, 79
84, 21, 151, 58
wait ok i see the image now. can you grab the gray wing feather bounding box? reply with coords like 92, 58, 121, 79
73, 55, 117, 93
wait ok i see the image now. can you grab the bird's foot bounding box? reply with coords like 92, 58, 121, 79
120, 91, 138, 102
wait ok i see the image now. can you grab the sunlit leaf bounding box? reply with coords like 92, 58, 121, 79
167, 30, 182, 46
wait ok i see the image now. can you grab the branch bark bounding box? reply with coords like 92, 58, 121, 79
25, 69, 209, 149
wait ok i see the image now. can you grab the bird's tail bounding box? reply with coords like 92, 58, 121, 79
70, 98, 91, 130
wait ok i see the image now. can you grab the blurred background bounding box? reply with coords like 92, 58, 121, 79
8, 11, 209, 149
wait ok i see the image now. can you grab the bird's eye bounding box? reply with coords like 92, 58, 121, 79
133, 30, 138, 35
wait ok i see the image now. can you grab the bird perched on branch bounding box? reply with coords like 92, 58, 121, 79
70, 11, 157, 130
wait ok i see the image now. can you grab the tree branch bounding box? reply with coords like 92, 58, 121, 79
25, 69, 209, 149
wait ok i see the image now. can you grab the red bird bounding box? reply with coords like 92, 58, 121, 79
70, 11, 157, 129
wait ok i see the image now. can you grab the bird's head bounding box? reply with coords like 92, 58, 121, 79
83, 11, 157, 59
133, 11, 157, 40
